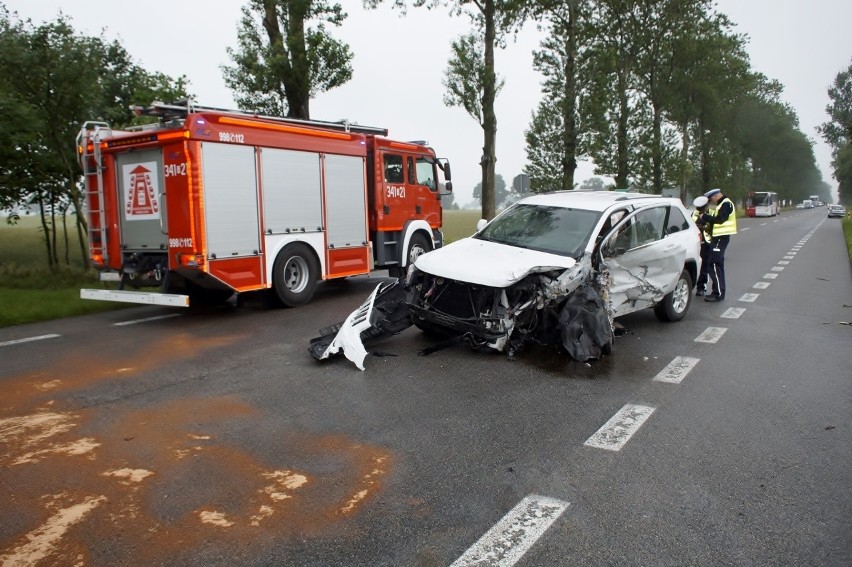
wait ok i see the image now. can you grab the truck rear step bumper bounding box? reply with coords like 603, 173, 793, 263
81, 289, 189, 307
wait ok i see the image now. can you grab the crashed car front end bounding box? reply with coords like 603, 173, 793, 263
406, 258, 595, 353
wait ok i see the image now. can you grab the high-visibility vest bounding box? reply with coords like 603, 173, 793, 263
712, 197, 737, 236
692, 210, 710, 242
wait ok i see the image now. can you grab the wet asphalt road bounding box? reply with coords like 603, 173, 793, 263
1, 207, 850, 566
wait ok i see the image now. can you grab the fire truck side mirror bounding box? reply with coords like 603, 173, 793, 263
438, 159, 452, 181
442, 181, 453, 194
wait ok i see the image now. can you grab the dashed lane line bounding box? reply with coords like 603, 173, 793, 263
739, 293, 760, 302
777, 260, 790, 265
763, 273, 779, 279
741, 227, 751, 231
0, 334, 61, 348
113, 314, 183, 327
450, 495, 570, 567
771, 266, 784, 272
720, 307, 746, 319
653, 357, 700, 384
695, 327, 727, 343
583, 404, 656, 451
753, 282, 770, 289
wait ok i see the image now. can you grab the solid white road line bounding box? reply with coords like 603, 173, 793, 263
753, 282, 770, 289
763, 273, 779, 279
0, 334, 61, 347
584, 404, 656, 451
450, 495, 569, 567
653, 356, 700, 384
739, 293, 760, 302
720, 307, 746, 319
695, 327, 727, 343
113, 314, 182, 327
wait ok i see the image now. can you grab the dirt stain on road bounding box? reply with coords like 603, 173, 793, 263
0, 332, 392, 565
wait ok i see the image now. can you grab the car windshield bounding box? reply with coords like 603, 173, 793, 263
475, 204, 602, 258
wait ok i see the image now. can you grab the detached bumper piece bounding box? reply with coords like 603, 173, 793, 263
308, 278, 413, 370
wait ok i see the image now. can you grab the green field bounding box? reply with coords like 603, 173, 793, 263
442, 209, 483, 243
0, 216, 122, 327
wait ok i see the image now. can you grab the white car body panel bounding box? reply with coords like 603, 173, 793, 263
413, 238, 576, 288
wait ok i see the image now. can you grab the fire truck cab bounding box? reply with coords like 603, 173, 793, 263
76, 102, 452, 307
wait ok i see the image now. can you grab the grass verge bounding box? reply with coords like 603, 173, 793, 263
843, 216, 852, 263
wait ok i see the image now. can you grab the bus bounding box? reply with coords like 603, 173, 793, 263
745, 191, 780, 217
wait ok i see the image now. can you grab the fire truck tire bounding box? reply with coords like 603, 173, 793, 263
272, 243, 319, 307
405, 233, 432, 268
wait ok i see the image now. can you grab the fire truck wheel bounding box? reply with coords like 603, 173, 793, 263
406, 233, 432, 267
272, 243, 319, 307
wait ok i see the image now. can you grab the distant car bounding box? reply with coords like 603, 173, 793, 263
796, 203, 805, 209
804, 201, 814, 209
828, 204, 847, 218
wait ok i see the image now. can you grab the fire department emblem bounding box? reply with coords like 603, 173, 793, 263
123, 162, 160, 221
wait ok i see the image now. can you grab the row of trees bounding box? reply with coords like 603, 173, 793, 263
524, 0, 830, 207
227, 1, 830, 218
0, 5, 189, 267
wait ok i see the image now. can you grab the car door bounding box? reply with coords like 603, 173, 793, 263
599, 204, 686, 317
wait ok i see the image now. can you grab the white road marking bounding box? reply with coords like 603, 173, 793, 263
760, 223, 767, 226
113, 314, 182, 327
450, 495, 569, 567
0, 334, 61, 348
777, 260, 790, 265
653, 357, 700, 384
695, 327, 728, 343
741, 227, 751, 231
720, 307, 746, 319
771, 266, 784, 272
584, 404, 656, 451
753, 282, 770, 289
739, 293, 760, 302
763, 273, 779, 279
773, 220, 779, 223
783, 256, 794, 260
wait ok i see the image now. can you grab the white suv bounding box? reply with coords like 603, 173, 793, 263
406, 191, 702, 356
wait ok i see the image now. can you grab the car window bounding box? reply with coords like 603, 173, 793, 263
609, 206, 667, 252
666, 206, 690, 234
475, 204, 602, 258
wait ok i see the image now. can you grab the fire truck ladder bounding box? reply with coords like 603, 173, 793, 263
131, 100, 390, 136
76, 121, 112, 265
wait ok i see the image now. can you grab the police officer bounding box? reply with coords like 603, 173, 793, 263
699, 188, 737, 302
692, 195, 712, 296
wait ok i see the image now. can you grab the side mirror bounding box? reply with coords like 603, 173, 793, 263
441, 180, 453, 195
476, 219, 488, 232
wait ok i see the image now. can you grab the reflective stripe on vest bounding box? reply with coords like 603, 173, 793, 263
713, 197, 737, 236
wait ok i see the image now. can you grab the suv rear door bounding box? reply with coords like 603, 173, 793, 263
599, 204, 686, 317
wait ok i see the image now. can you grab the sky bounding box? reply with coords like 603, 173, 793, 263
7, 0, 852, 205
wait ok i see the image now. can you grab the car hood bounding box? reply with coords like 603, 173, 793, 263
413, 237, 577, 287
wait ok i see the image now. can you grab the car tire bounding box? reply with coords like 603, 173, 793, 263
272, 243, 319, 307
654, 269, 692, 322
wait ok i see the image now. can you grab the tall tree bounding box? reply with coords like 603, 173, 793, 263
818, 59, 852, 204
365, 0, 528, 220
223, 0, 353, 118
525, 0, 589, 192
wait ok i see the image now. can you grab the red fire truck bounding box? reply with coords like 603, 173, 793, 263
76, 102, 452, 307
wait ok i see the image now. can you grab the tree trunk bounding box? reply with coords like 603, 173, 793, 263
615, 70, 629, 189
481, 0, 498, 220
679, 121, 690, 202
652, 101, 662, 193
285, 0, 310, 118
37, 195, 54, 269
561, 2, 579, 190
698, 111, 710, 192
